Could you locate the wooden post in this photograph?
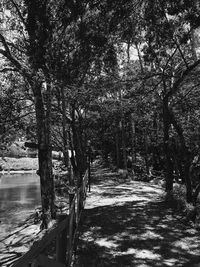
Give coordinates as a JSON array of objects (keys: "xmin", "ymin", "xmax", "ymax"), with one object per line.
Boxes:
[
  {"xmin": 78, "ymin": 178, "xmax": 84, "ymax": 212},
  {"xmin": 67, "ymin": 193, "xmax": 76, "ymax": 266},
  {"xmin": 76, "ymin": 189, "xmax": 80, "ymax": 225},
  {"xmin": 68, "ymin": 164, "xmax": 73, "ymax": 187},
  {"xmin": 56, "ymin": 215, "xmax": 68, "ymax": 264},
  {"xmin": 69, "ymin": 192, "xmax": 74, "ymax": 208},
  {"xmin": 88, "ymin": 155, "xmax": 91, "ymax": 193},
  {"xmin": 69, "ymin": 192, "xmax": 76, "ymax": 235}
]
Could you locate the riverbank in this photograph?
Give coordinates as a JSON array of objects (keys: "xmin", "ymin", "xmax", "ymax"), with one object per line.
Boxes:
[
  {"xmin": 0, "ymin": 198, "xmax": 68, "ymax": 266},
  {"xmin": 0, "ymin": 157, "xmax": 38, "ymax": 172},
  {"xmin": 0, "ymin": 209, "xmax": 57, "ymax": 267}
]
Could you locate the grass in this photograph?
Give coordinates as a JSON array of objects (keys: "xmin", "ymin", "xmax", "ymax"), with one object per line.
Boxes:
[{"xmin": 0, "ymin": 157, "xmax": 38, "ymax": 171}]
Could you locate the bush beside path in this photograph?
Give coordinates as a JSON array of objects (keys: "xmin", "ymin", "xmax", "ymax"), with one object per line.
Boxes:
[{"xmin": 74, "ymin": 163, "xmax": 200, "ymax": 267}]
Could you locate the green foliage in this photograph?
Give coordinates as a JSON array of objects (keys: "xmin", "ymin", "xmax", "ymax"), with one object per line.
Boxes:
[
  {"xmin": 1, "ymin": 0, "xmax": 200, "ymax": 212},
  {"xmin": 167, "ymin": 184, "xmax": 196, "ymax": 223},
  {"xmin": 0, "ymin": 71, "xmax": 35, "ymax": 146},
  {"xmin": 1, "ymin": 142, "xmax": 27, "ymax": 158},
  {"xmin": 170, "ymin": 184, "xmax": 188, "ymax": 210}
]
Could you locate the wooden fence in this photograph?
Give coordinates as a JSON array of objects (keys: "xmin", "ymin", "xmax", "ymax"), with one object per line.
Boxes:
[{"xmin": 11, "ymin": 169, "xmax": 90, "ymax": 267}]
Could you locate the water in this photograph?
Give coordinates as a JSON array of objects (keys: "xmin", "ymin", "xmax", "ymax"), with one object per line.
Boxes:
[{"xmin": 0, "ymin": 173, "xmax": 41, "ymax": 239}]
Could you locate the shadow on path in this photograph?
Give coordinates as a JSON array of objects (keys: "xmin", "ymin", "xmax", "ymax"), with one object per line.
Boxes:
[{"xmin": 74, "ymin": 165, "xmax": 200, "ymax": 267}]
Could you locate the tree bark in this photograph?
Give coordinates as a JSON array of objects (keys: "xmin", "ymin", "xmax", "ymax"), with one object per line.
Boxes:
[
  {"xmin": 115, "ymin": 128, "xmax": 120, "ymax": 169},
  {"xmin": 33, "ymin": 79, "xmax": 55, "ymax": 224},
  {"xmin": 121, "ymin": 117, "xmax": 127, "ymax": 170},
  {"xmin": 163, "ymin": 97, "xmax": 174, "ymax": 192},
  {"xmin": 144, "ymin": 128, "xmax": 149, "ymax": 175},
  {"xmin": 169, "ymin": 109, "xmax": 193, "ymax": 203},
  {"xmin": 71, "ymin": 104, "xmax": 84, "ymax": 187},
  {"xmin": 61, "ymin": 85, "xmax": 69, "ymax": 167},
  {"xmin": 131, "ymin": 114, "xmax": 136, "ymax": 164}
]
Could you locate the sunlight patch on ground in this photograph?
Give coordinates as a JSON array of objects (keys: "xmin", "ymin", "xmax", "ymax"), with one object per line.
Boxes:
[
  {"xmin": 173, "ymin": 237, "xmax": 200, "ymax": 255},
  {"xmin": 185, "ymin": 228, "xmax": 196, "ymax": 234},
  {"xmin": 139, "ymin": 230, "xmax": 164, "ymax": 240},
  {"xmin": 95, "ymin": 238, "xmax": 118, "ymax": 249},
  {"xmin": 135, "ymin": 186, "xmax": 162, "ymax": 194},
  {"xmin": 135, "ymin": 249, "xmax": 161, "ymax": 260},
  {"xmin": 114, "ymin": 248, "xmax": 161, "ymax": 260},
  {"xmin": 82, "ymin": 229, "xmax": 101, "ymax": 242},
  {"xmin": 0, "ymin": 219, "xmax": 57, "ymax": 266},
  {"xmin": 85, "ymin": 198, "xmax": 118, "ymax": 208},
  {"xmin": 173, "ymin": 240, "xmax": 190, "ymax": 250},
  {"xmin": 144, "ymin": 225, "xmax": 158, "ymax": 231},
  {"xmin": 157, "ymin": 224, "xmax": 169, "ymax": 229},
  {"xmin": 85, "ymin": 194, "xmax": 148, "ymax": 208},
  {"xmin": 9, "ymin": 245, "xmax": 28, "ymax": 254},
  {"xmin": 2, "ymin": 224, "xmax": 40, "ymax": 247},
  {"xmin": 163, "ymin": 258, "xmax": 178, "ymax": 266},
  {"xmin": 86, "ymin": 180, "xmax": 163, "ymax": 209}
]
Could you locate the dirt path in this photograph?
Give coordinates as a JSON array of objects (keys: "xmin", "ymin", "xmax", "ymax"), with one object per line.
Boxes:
[{"xmin": 74, "ymin": 164, "xmax": 200, "ymax": 267}]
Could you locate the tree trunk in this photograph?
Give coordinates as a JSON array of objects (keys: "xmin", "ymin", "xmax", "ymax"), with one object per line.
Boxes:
[
  {"xmin": 115, "ymin": 128, "xmax": 120, "ymax": 169},
  {"xmin": 71, "ymin": 104, "xmax": 84, "ymax": 187},
  {"xmin": 45, "ymin": 78, "xmax": 55, "ymax": 219},
  {"xmin": 121, "ymin": 118, "xmax": 127, "ymax": 170},
  {"xmin": 169, "ymin": 109, "xmax": 193, "ymax": 203},
  {"xmin": 33, "ymin": 80, "xmax": 55, "ymax": 226},
  {"xmin": 163, "ymin": 97, "xmax": 174, "ymax": 192},
  {"xmin": 131, "ymin": 114, "xmax": 136, "ymax": 164},
  {"xmin": 193, "ymin": 183, "xmax": 200, "ymax": 204},
  {"xmin": 184, "ymin": 157, "xmax": 193, "ymax": 203},
  {"xmin": 68, "ymin": 127, "xmax": 75, "ymax": 186},
  {"xmin": 144, "ymin": 128, "xmax": 149, "ymax": 175},
  {"xmin": 61, "ymin": 85, "xmax": 69, "ymax": 167}
]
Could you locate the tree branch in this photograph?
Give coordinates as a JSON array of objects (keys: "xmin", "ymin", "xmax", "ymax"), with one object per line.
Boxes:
[
  {"xmin": 174, "ymin": 39, "xmax": 189, "ymax": 69},
  {"xmin": 7, "ymin": 41, "xmax": 25, "ymax": 54},
  {"xmin": 0, "ymin": 33, "xmax": 12, "ymax": 56},
  {"xmin": 0, "ymin": 111, "xmax": 35, "ymax": 125},
  {"xmin": 9, "ymin": 0, "xmax": 27, "ymax": 27},
  {"xmin": 166, "ymin": 59, "xmax": 200, "ymax": 99},
  {"xmin": 173, "ymin": 82, "xmax": 200, "ymax": 107},
  {"xmin": 0, "ymin": 48, "xmax": 22, "ymax": 70},
  {"xmin": 0, "ymin": 67, "xmax": 18, "ymax": 73}
]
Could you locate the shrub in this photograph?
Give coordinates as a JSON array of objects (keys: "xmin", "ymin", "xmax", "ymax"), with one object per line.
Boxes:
[{"xmin": 166, "ymin": 184, "xmax": 197, "ymax": 224}]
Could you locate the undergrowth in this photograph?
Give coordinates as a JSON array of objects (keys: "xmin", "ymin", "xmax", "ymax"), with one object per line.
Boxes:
[{"xmin": 166, "ymin": 184, "xmax": 200, "ymax": 228}]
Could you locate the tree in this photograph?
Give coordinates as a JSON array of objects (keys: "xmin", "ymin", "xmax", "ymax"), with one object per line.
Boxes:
[
  {"xmin": 141, "ymin": 0, "xmax": 200, "ymax": 201},
  {"xmin": 0, "ymin": 71, "xmax": 35, "ymax": 150},
  {"xmin": 0, "ymin": 0, "xmax": 56, "ymax": 225}
]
